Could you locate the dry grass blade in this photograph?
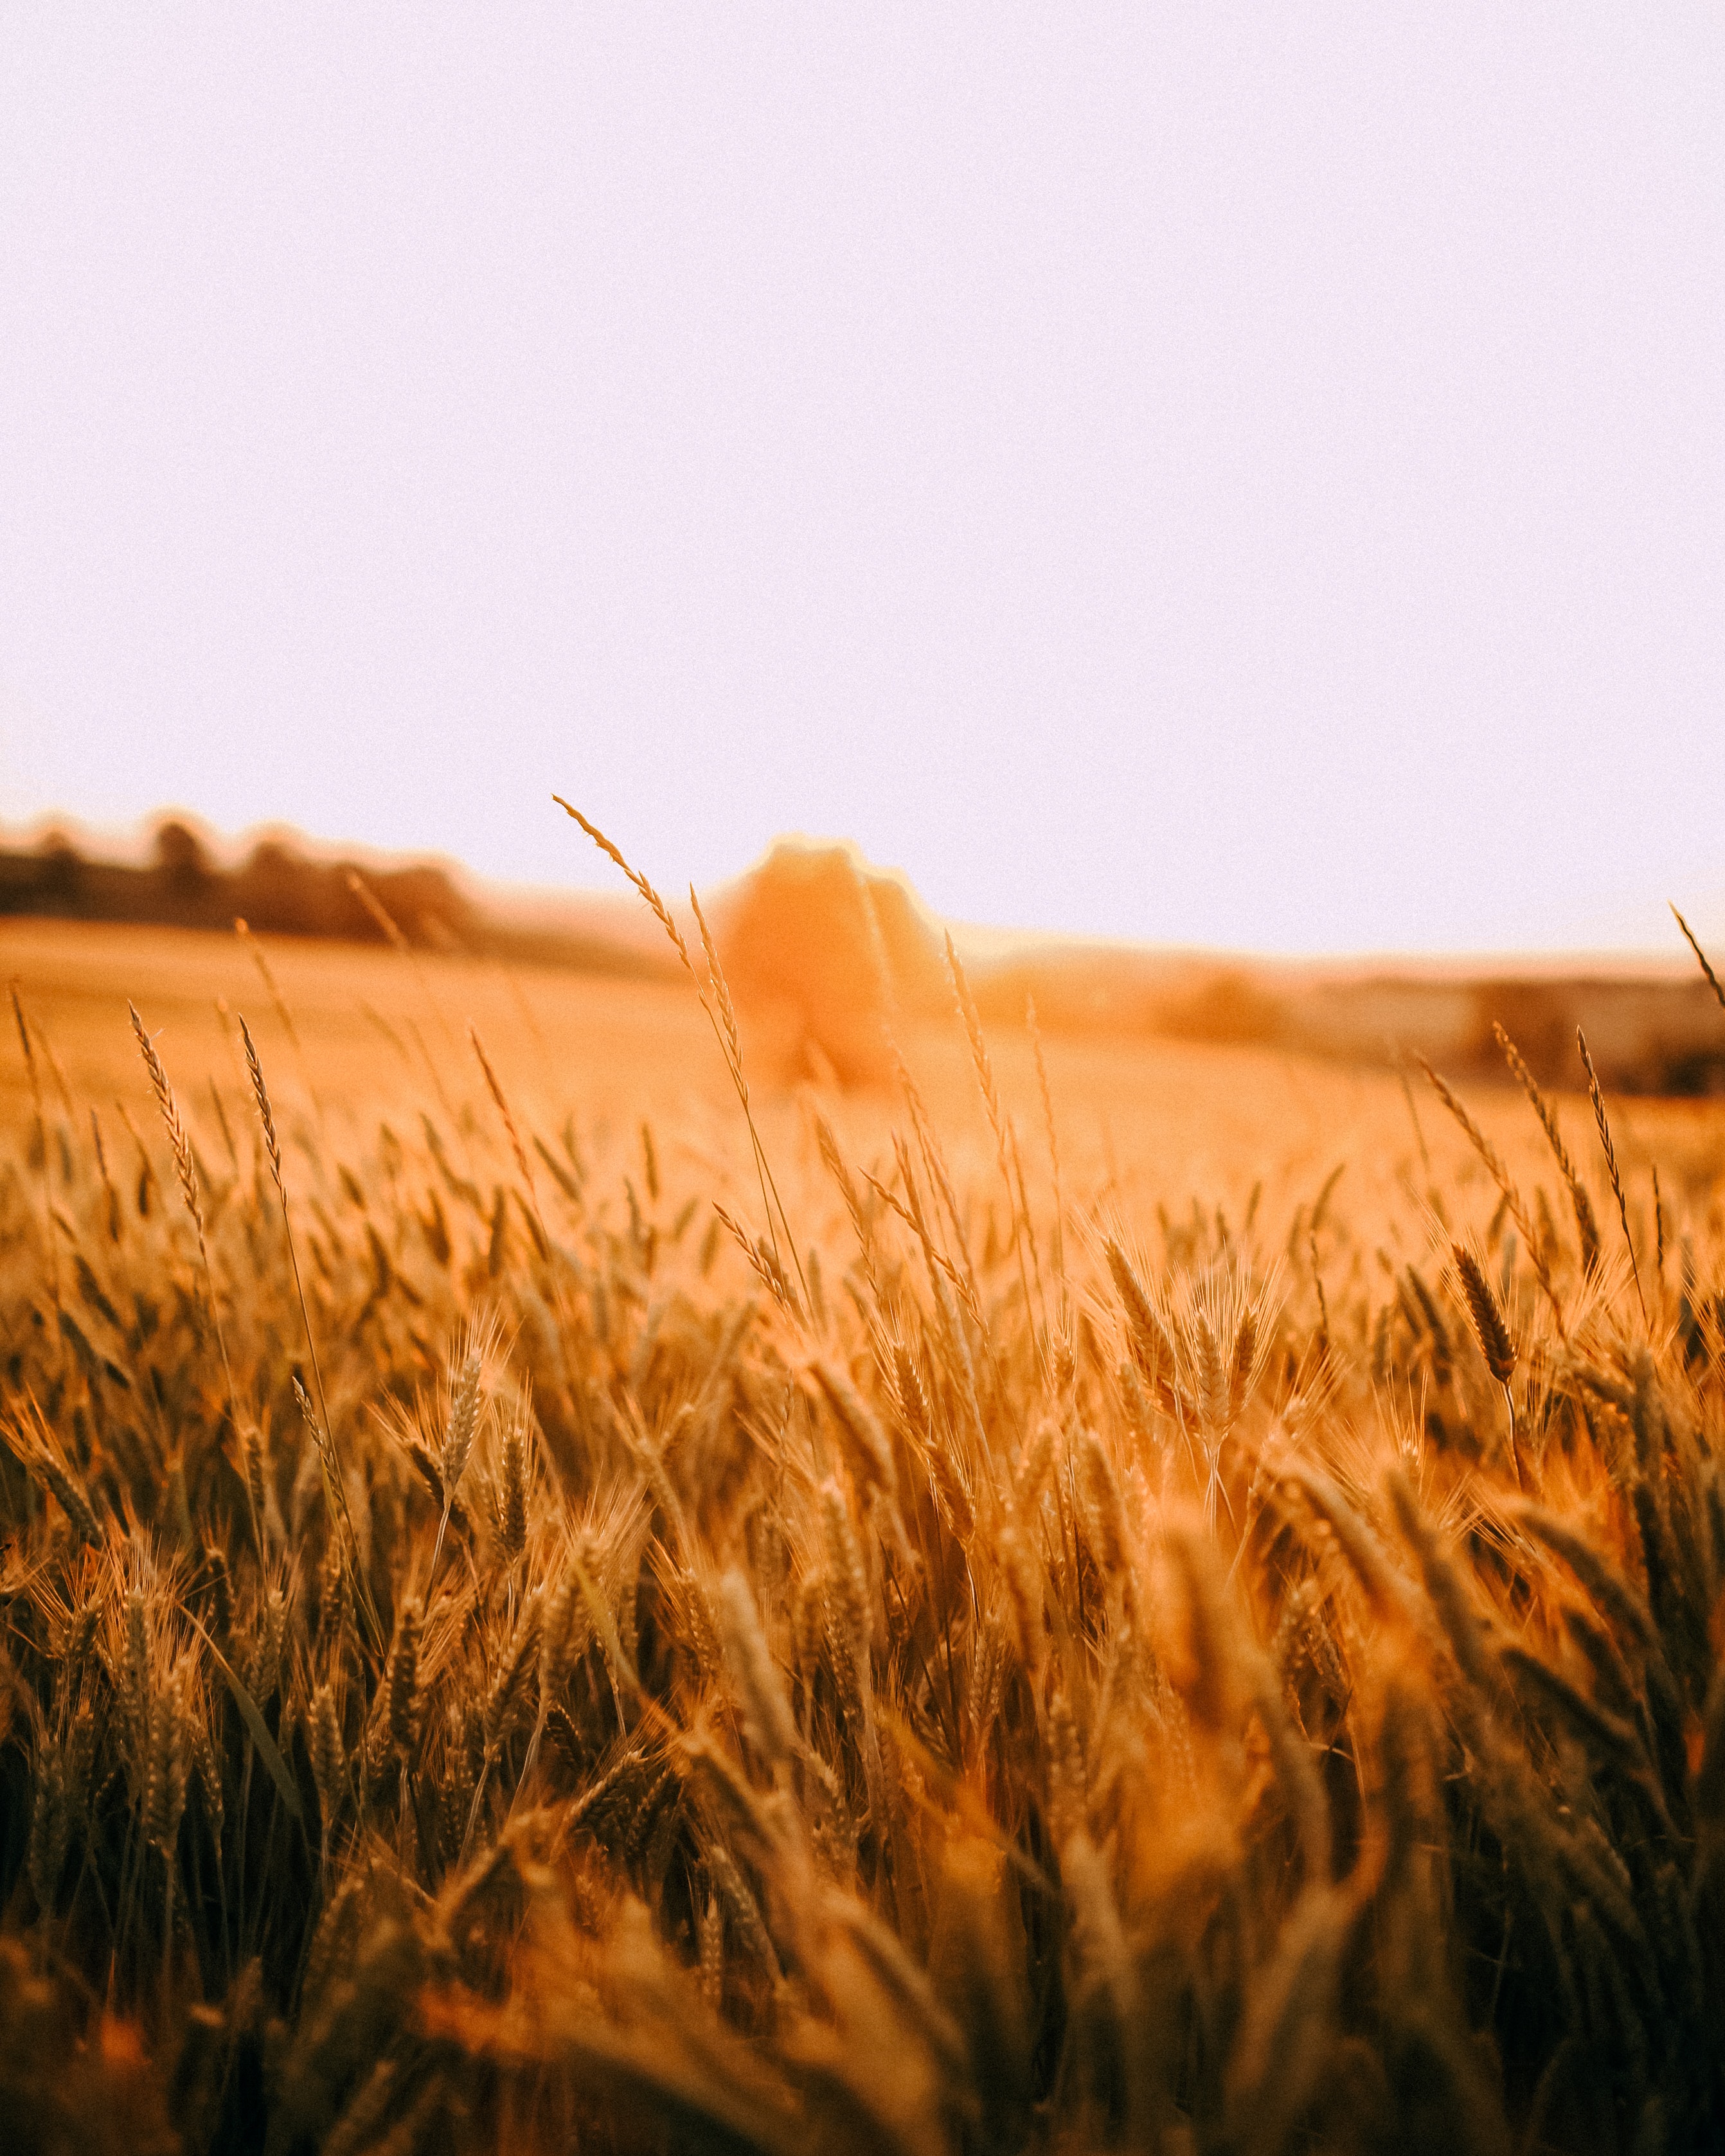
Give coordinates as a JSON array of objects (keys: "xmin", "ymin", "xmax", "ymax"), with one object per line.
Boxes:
[
  {"xmin": 242, "ymin": 1013, "xmax": 382, "ymax": 1655},
  {"xmin": 554, "ymin": 795, "xmax": 697, "ymax": 974},
  {"xmin": 863, "ymin": 1168, "xmax": 981, "ymax": 1328},
  {"xmin": 469, "ymin": 1024, "xmax": 548, "ymax": 1254},
  {"xmin": 815, "ymin": 1112, "xmax": 879, "ymax": 1295},
  {"xmin": 1575, "ymin": 1026, "xmax": 1647, "ymax": 1326},
  {"xmin": 1418, "ymin": 1056, "xmax": 1565, "ymax": 1332},
  {"xmin": 1309, "ymin": 1230, "xmax": 1330, "ymax": 1359},
  {"xmin": 10, "ymin": 977, "xmax": 62, "ymax": 1326},
  {"xmin": 181, "ymin": 1605, "xmax": 303, "ymax": 1820},
  {"xmin": 130, "ymin": 1002, "xmax": 251, "ymax": 1542},
  {"xmin": 1026, "ymin": 993, "xmax": 1067, "ymax": 1296},
  {"xmin": 1493, "ymin": 1020, "xmax": 1600, "ymax": 1274},
  {"xmin": 234, "ymin": 915, "xmax": 323, "ymax": 1121},
  {"xmin": 343, "ymin": 870, "xmax": 411, "ymax": 955},
  {"xmin": 557, "ymin": 796, "xmax": 805, "ymax": 1302},
  {"xmin": 1671, "ymin": 902, "xmax": 1725, "ymax": 1012},
  {"xmin": 947, "ymin": 932, "xmax": 1040, "ymax": 1338},
  {"xmin": 713, "ymin": 1201, "xmax": 800, "ymax": 1317}
]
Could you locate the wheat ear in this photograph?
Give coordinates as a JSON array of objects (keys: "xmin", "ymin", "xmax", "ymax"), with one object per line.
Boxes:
[
  {"xmin": 1451, "ymin": 1242, "xmax": 1522, "ymax": 1490},
  {"xmin": 1575, "ymin": 1028, "xmax": 1646, "ymax": 1326}
]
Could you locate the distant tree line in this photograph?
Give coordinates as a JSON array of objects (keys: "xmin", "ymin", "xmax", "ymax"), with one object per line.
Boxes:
[
  {"xmin": 6, "ymin": 821, "xmax": 1720, "ymax": 1093},
  {"xmin": 0, "ymin": 820, "xmax": 666, "ymax": 980}
]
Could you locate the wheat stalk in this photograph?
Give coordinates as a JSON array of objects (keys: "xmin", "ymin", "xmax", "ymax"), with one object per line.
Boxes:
[
  {"xmin": 1418, "ymin": 1056, "xmax": 1566, "ymax": 1332},
  {"xmin": 1492, "ymin": 1020, "xmax": 1601, "ymax": 1275},
  {"xmin": 1671, "ymin": 902, "xmax": 1725, "ymax": 1011},
  {"xmin": 1576, "ymin": 1026, "xmax": 1647, "ymax": 1326},
  {"xmin": 242, "ymin": 1013, "xmax": 383, "ymax": 1657},
  {"xmin": 556, "ymin": 797, "xmax": 807, "ymax": 1309},
  {"xmin": 129, "ymin": 1002, "xmax": 254, "ymax": 1554},
  {"xmin": 10, "ymin": 979, "xmax": 63, "ymax": 1335}
]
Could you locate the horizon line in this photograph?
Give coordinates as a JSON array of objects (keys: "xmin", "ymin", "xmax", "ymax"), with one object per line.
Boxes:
[{"xmin": 3, "ymin": 803, "xmax": 1718, "ymax": 979}]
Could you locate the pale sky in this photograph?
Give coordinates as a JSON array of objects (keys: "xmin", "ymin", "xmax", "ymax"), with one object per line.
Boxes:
[{"xmin": 3, "ymin": 10, "xmax": 1722, "ymax": 956}]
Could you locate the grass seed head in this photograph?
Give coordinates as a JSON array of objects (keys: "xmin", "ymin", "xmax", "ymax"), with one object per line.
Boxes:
[
  {"xmin": 443, "ymin": 1348, "xmax": 483, "ymax": 1497},
  {"xmin": 143, "ymin": 1673, "xmax": 190, "ymax": 1857},
  {"xmin": 717, "ymin": 1569, "xmax": 800, "ymax": 1772},
  {"xmin": 388, "ymin": 1598, "xmax": 423, "ymax": 1757},
  {"xmin": 310, "ymin": 1681, "xmax": 345, "ymax": 1826},
  {"xmin": 1452, "ymin": 1243, "xmax": 1517, "ymax": 1384},
  {"xmin": 238, "ymin": 1013, "xmax": 283, "ymax": 1195},
  {"xmin": 128, "ymin": 1002, "xmax": 203, "ymax": 1242},
  {"xmin": 496, "ymin": 1394, "xmax": 531, "ymax": 1563}
]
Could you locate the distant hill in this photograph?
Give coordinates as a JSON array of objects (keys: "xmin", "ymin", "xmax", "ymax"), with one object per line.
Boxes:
[
  {"xmin": 5, "ymin": 817, "xmax": 1722, "ymax": 1094},
  {"xmin": 969, "ymin": 944, "xmax": 1725, "ymax": 1097}
]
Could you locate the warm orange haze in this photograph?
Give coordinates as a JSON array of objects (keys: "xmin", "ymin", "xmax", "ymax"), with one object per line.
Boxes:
[
  {"xmin": 6, "ymin": 6, "xmax": 1725, "ymax": 2148},
  {"xmin": 3, "ymin": 800, "xmax": 1724, "ymax": 2155}
]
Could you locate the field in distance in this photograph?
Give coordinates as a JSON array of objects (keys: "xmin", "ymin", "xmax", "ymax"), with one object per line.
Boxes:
[{"xmin": 6, "ymin": 914, "xmax": 1721, "ymax": 1266}]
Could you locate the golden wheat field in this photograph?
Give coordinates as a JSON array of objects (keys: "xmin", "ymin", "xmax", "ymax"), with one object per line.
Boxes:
[{"xmin": 3, "ymin": 844, "xmax": 1725, "ymax": 2156}]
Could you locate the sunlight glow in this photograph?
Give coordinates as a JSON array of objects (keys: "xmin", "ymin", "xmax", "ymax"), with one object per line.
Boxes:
[{"xmin": 3, "ymin": 10, "xmax": 1721, "ymax": 955}]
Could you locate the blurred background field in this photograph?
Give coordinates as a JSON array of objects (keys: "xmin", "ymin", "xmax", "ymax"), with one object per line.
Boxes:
[
  {"xmin": 9, "ymin": 817, "xmax": 1725, "ymax": 1104},
  {"xmin": 7, "ymin": 907, "xmax": 1722, "ymax": 1294}
]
